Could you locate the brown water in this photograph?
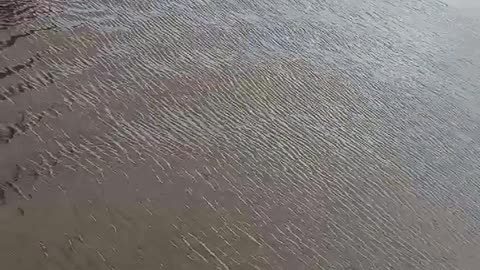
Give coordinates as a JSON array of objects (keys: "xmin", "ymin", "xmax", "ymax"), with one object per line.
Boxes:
[{"xmin": 1, "ymin": 0, "xmax": 480, "ymax": 269}]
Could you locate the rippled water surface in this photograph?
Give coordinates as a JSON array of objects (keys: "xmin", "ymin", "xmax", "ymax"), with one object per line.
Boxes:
[{"xmin": 1, "ymin": 0, "xmax": 480, "ymax": 269}]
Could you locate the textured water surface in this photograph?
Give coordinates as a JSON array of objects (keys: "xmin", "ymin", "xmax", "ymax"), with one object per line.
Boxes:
[{"xmin": 1, "ymin": 0, "xmax": 480, "ymax": 269}]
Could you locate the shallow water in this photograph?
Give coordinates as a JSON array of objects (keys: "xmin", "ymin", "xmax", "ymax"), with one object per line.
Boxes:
[{"xmin": 1, "ymin": 0, "xmax": 480, "ymax": 269}]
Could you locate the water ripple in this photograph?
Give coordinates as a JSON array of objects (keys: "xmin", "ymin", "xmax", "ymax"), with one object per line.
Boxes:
[{"xmin": 0, "ymin": 0, "xmax": 480, "ymax": 269}]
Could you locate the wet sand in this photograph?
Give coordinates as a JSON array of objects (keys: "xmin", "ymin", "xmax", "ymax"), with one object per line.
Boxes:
[{"xmin": 1, "ymin": 0, "xmax": 480, "ymax": 269}]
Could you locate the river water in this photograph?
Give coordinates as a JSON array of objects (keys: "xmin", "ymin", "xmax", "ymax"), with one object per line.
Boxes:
[{"xmin": 1, "ymin": 0, "xmax": 480, "ymax": 269}]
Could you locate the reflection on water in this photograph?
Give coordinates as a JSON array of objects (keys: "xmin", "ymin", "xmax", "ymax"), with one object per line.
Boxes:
[{"xmin": 1, "ymin": 0, "xmax": 480, "ymax": 269}]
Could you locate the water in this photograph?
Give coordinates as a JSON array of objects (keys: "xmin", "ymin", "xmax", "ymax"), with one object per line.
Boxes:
[{"xmin": 1, "ymin": 0, "xmax": 480, "ymax": 269}]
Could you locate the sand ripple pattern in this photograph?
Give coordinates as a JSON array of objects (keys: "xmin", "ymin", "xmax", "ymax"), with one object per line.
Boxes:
[{"xmin": 1, "ymin": 0, "xmax": 480, "ymax": 269}]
